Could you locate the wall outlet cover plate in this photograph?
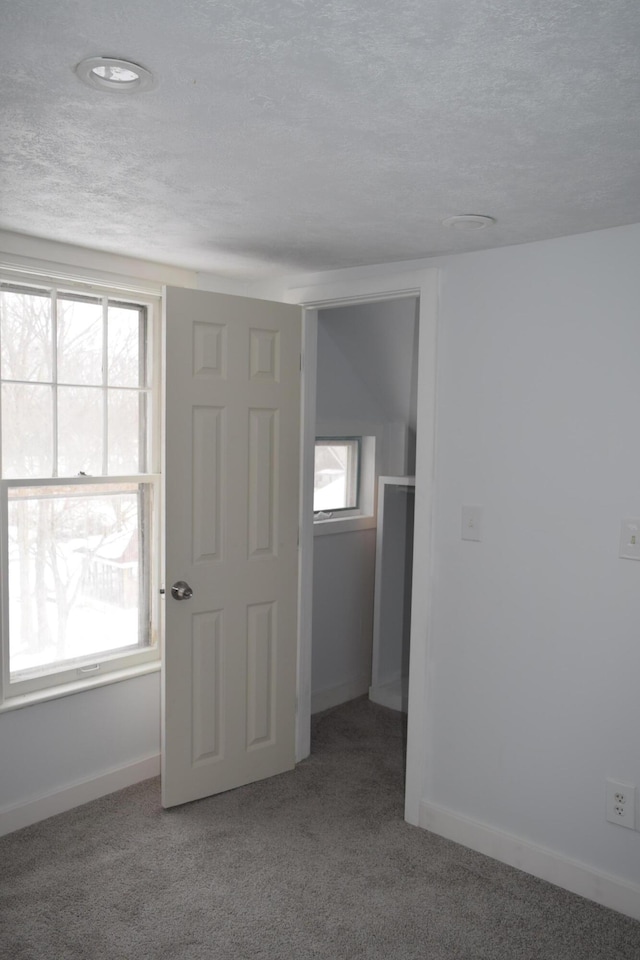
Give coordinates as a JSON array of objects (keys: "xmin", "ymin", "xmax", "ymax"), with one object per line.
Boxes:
[
  {"xmin": 605, "ymin": 779, "xmax": 636, "ymax": 830},
  {"xmin": 619, "ymin": 519, "xmax": 640, "ymax": 561}
]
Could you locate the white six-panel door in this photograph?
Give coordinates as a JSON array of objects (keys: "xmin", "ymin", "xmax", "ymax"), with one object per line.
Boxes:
[{"xmin": 162, "ymin": 287, "xmax": 301, "ymax": 808}]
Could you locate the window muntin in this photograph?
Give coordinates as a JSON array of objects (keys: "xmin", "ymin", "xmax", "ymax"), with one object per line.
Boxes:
[
  {"xmin": 313, "ymin": 437, "xmax": 360, "ymax": 513},
  {"xmin": 0, "ymin": 280, "xmax": 159, "ymax": 700},
  {"xmin": 0, "ymin": 285, "xmax": 150, "ymax": 479}
]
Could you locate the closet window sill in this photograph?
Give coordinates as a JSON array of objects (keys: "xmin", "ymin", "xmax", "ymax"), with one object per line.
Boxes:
[{"xmin": 313, "ymin": 514, "xmax": 376, "ymax": 536}]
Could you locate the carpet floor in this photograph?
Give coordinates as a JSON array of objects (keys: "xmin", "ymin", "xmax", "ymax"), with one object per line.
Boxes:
[{"xmin": 1, "ymin": 697, "xmax": 639, "ymax": 959}]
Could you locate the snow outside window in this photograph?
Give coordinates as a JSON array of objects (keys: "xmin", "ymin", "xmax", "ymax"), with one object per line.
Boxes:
[{"xmin": 313, "ymin": 438, "xmax": 360, "ymax": 514}]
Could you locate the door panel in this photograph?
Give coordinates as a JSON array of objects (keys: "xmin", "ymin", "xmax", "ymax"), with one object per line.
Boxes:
[{"xmin": 162, "ymin": 287, "xmax": 300, "ymax": 808}]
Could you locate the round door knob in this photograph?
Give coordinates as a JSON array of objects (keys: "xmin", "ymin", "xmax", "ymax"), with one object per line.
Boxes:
[{"xmin": 171, "ymin": 580, "xmax": 193, "ymax": 601}]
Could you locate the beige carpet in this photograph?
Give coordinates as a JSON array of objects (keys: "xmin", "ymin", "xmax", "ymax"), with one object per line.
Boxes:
[{"xmin": 1, "ymin": 697, "xmax": 639, "ymax": 959}]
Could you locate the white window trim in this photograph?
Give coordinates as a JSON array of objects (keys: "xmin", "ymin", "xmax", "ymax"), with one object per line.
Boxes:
[
  {"xmin": 0, "ymin": 271, "xmax": 162, "ymax": 707},
  {"xmin": 0, "ymin": 660, "xmax": 160, "ymax": 714},
  {"xmin": 313, "ymin": 421, "xmax": 382, "ymax": 536}
]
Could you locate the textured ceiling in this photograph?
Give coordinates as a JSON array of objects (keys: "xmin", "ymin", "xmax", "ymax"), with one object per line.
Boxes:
[{"xmin": 2, "ymin": 0, "xmax": 640, "ymax": 278}]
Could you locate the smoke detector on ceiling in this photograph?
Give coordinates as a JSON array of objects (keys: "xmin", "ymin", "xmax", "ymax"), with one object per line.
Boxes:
[
  {"xmin": 75, "ymin": 57, "xmax": 156, "ymax": 93},
  {"xmin": 442, "ymin": 215, "xmax": 496, "ymax": 230}
]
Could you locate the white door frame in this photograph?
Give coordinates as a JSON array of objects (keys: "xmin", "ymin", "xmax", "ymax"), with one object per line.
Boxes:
[{"xmin": 287, "ymin": 267, "xmax": 439, "ymax": 826}]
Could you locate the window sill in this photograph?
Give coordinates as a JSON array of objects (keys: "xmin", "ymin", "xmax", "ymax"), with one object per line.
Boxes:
[
  {"xmin": 0, "ymin": 659, "xmax": 160, "ymax": 714},
  {"xmin": 313, "ymin": 513, "xmax": 376, "ymax": 536}
]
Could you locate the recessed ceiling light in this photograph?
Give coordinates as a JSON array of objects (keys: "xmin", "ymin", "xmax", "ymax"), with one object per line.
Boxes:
[
  {"xmin": 75, "ymin": 57, "xmax": 156, "ymax": 93},
  {"xmin": 442, "ymin": 215, "xmax": 496, "ymax": 230}
]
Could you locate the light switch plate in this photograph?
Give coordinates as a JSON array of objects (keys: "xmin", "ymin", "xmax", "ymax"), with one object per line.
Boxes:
[
  {"xmin": 619, "ymin": 519, "xmax": 640, "ymax": 561},
  {"xmin": 461, "ymin": 505, "xmax": 483, "ymax": 542}
]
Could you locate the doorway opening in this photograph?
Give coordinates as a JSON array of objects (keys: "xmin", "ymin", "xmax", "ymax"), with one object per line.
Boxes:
[{"xmin": 306, "ymin": 296, "xmax": 419, "ymax": 783}]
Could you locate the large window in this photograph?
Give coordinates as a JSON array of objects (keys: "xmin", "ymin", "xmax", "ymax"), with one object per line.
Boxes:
[{"xmin": 0, "ymin": 279, "xmax": 160, "ymax": 701}]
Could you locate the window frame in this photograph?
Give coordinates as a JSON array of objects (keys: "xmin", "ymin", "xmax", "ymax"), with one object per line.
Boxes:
[
  {"xmin": 0, "ymin": 273, "xmax": 162, "ymax": 707},
  {"xmin": 312, "ymin": 423, "xmax": 381, "ymax": 535},
  {"xmin": 313, "ymin": 435, "xmax": 362, "ymax": 516}
]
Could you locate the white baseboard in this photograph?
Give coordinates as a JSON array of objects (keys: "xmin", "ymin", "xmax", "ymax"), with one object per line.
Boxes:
[
  {"xmin": 311, "ymin": 677, "xmax": 370, "ymax": 714},
  {"xmin": 369, "ymin": 676, "xmax": 408, "ymax": 713},
  {"xmin": 0, "ymin": 753, "xmax": 161, "ymax": 837},
  {"xmin": 419, "ymin": 800, "xmax": 640, "ymax": 923}
]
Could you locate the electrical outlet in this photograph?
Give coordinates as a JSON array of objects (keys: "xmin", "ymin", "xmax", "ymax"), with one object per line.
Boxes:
[{"xmin": 605, "ymin": 779, "xmax": 636, "ymax": 829}]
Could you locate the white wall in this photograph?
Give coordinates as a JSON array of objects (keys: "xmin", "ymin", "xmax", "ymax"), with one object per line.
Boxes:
[
  {"xmin": 425, "ymin": 224, "xmax": 640, "ymax": 888},
  {"xmin": 317, "ymin": 299, "xmax": 419, "ymax": 472},
  {"xmin": 0, "ymin": 230, "xmax": 197, "ymax": 290},
  {"xmin": 312, "ymin": 299, "xmax": 418, "ymax": 708},
  {"xmin": 312, "ymin": 529, "xmax": 377, "ymax": 705},
  {"xmin": 0, "ymin": 673, "xmax": 160, "ymax": 812}
]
